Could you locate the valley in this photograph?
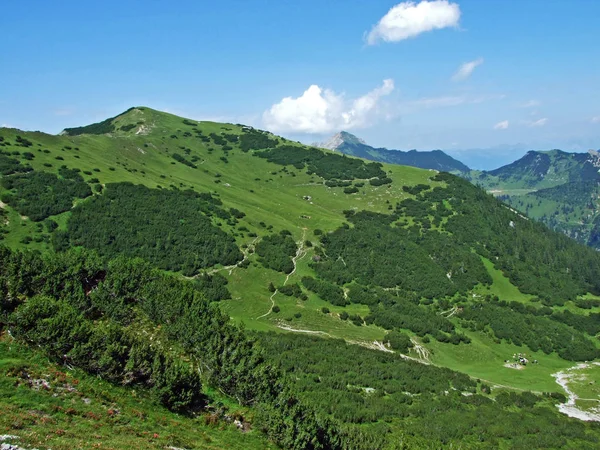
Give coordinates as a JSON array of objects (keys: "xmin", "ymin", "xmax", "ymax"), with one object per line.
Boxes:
[{"xmin": 1, "ymin": 107, "xmax": 600, "ymax": 448}]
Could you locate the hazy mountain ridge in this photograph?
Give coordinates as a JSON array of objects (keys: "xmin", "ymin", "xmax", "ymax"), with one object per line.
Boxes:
[{"xmin": 318, "ymin": 131, "xmax": 471, "ymax": 173}]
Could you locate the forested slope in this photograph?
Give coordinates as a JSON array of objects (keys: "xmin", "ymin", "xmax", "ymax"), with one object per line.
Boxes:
[
  {"xmin": 1, "ymin": 108, "xmax": 600, "ymax": 448},
  {"xmin": 472, "ymin": 149, "xmax": 600, "ymax": 250}
]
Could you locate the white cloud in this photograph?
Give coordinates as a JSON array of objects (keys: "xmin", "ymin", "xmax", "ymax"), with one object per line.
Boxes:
[
  {"xmin": 410, "ymin": 96, "xmax": 465, "ymax": 108},
  {"xmin": 406, "ymin": 93, "xmax": 504, "ymax": 111},
  {"xmin": 366, "ymin": 0, "xmax": 461, "ymax": 45},
  {"xmin": 452, "ymin": 58, "xmax": 484, "ymax": 82},
  {"xmin": 592, "ymin": 116, "xmax": 600, "ymax": 123},
  {"xmin": 493, "ymin": 120, "xmax": 509, "ymax": 130},
  {"xmin": 529, "ymin": 118, "xmax": 548, "ymax": 127},
  {"xmin": 263, "ymin": 79, "xmax": 395, "ymax": 134},
  {"xmin": 519, "ymin": 100, "xmax": 540, "ymax": 108}
]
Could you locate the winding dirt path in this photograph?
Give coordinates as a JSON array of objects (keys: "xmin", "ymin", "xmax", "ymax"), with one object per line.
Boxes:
[
  {"xmin": 283, "ymin": 228, "xmax": 308, "ymax": 285},
  {"xmin": 205, "ymin": 236, "xmax": 260, "ymax": 276},
  {"xmin": 277, "ymin": 323, "xmax": 333, "ymax": 337},
  {"xmin": 256, "ymin": 289, "xmax": 278, "ymax": 320},
  {"xmin": 256, "ymin": 229, "xmax": 307, "ymax": 320}
]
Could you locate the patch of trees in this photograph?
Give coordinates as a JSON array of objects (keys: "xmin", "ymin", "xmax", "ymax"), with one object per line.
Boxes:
[
  {"xmin": 255, "ymin": 231, "xmax": 297, "ymax": 274},
  {"xmin": 258, "ymin": 332, "xmax": 475, "ymax": 423},
  {"xmin": 172, "ymin": 153, "xmax": 197, "ymax": 168},
  {"xmin": 575, "ymin": 298, "xmax": 600, "ymax": 309},
  {"xmin": 119, "ymin": 123, "xmax": 137, "ymax": 132},
  {"xmin": 384, "ymin": 330, "xmax": 413, "ymax": 353},
  {"xmin": 325, "ymin": 179, "xmax": 352, "ymax": 188},
  {"xmin": 347, "ymin": 284, "xmax": 379, "ymax": 306},
  {"xmin": 254, "ymin": 333, "xmax": 600, "ymax": 448},
  {"xmin": 360, "ymin": 288, "xmax": 466, "ymax": 343},
  {"xmin": 58, "ymin": 183, "xmax": 242, "ymax": 275},
  {"xmin": 1, "ymin": 170, "xmax": 91, "ymax": 221},
  {"xmin": 239, "ymin": 129, "xmax": 279, "ymax": 152},
  {"xmin": 0, "ymin": 153, "xmax": 32, "ymax": 176},
  {"xmin": 402, "ymin": 183, "xmax": 430, "ymax": 195},
  {"xmin": 278, "ymin": 283, "xmax": 306, "ymax": 300},
  {"xmin": 301, "ymin": 276, "xmax": 346, "ymax": 306},
  {"xmin": 257, "ymin": 145, "xmax": 387, "ymax": 182},
  {"xmin": 0, "ymin": 209, "xmax": 6, "ymax": 240},
  {"xmin": 209, "ymin": 133, "xmax": 227, "ymax": 146},
  {"xmin": 193, "ymin": 272, "xmax": 231, "ymax": 301},
  {"xmin": 369, "ymin": 177, "xmax": 392, "ymax": 186},
  {"xmin": 15, "ymin": 136, "xmax": 33, "ymax": 147},
  {"xmin": 58, "ymin": 165, "xmax": 84, "ymax": 181},
  {"xmin": 313, "ymin": 210, "xmax": 489, "ymax": 298},
  {"xmin": 534, "ymin": 181, "xmax": 598, "ymax": 205},
  {"xmin": 221, "ymin": 133, "xmax": 238, "ymax": 143},
  {"xmin": 434, "ymin": 172, "xmax": 600, "ymax": 302},
  {"xmin": 461, "ymin": 303, "xmax": 599, "ymax": 361},
  {"xmin": 63, "ymin": 107, "xmax": 136, "ymax": 135},
  {"xmin": 10, "ymin": 294, "xmax": 204, "ymax": 411},
  {"xmin": 589, "ymin": 214, "xmax": 600, "ymax": 249},
  {"xmin": 0, "ymin": 247, "xmax": 342, "ymax": 449},
  {"xmin": 259, "ymin": 333, "xmax": 598, "ymax": 449},
  {"xmin": 551, "ymin": 310, "xmax": 600, "ymax": 336}
]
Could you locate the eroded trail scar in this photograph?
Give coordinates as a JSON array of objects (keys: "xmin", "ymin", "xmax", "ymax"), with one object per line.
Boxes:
[
  {"xmin": 410, "ymin": 337, "xmax": 431, "ymax": 362},
  {"xmin": 553, "ymin": 362, "xmax": 600, "ymax": 422}
]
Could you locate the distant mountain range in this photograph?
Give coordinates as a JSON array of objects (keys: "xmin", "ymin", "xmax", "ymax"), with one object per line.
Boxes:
[
  {"xmin": 318, "ymin": 131, "xmax": 600, "ymax": 250},
  {"xmin": 317, "ymin": 131, "xmax": 470, "ymax": 174},
  {"xmin": 477, "ymin": 149, "xmax": 600, "ymax": 189},
  {"xmin": 473, "ymin": 149, "xmax": 600, "ymax": 249}
]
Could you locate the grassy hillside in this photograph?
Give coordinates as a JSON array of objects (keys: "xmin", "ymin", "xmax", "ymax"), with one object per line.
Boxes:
[
  {"xmin": 0, "ymin": 335, "xmax": 273, "ymax": 450},
  {"xmin": 2, "ymin": 107, "xmax": 600, "ymax": 448}
]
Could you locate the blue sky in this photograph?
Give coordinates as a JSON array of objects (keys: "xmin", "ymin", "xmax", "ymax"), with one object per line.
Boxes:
[{"xmin": 1, "ymin": 0, "xmax": 599, "ymax": 168}]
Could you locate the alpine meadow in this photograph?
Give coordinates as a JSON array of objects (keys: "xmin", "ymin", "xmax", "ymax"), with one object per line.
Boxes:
[
  {"xmin": 2, "ymin": 1, "xmax": 600, "ymax": 449},
  {"xmin": 0, "ymin": 106, "xmax": 599, "ymax": 449}
]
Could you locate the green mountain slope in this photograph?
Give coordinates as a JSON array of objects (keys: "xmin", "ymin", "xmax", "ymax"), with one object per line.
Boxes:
[
  {"xmin": 471, "ymin": 149, "xmax": 600, "ymax": 249},
  {"xmin": 2, "ymin": 108, "xmax": 600, "ymax": 448},
  {"xmin": 319, "ymin": 131, "xmax": 471, "ymax": 173}
]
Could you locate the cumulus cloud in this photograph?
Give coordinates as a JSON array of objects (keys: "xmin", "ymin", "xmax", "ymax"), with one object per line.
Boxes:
[
  {"xmin": 366, "ymin": 0, "xmax": 461, "ymax": 45},
  {"xmin": 493, "ymin": 120, "xmax": 509, "ymax": 130},
  {"xmin": 262, "ymin": 79, "xmax": 395, "ymax": 134},
  {"xmin": 529, "ymin": 118, "xmax": 548, "ymax": 127},
  {"xmin": 452, "ymin": 58, "xmax": 484, "ymax": 82}
]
